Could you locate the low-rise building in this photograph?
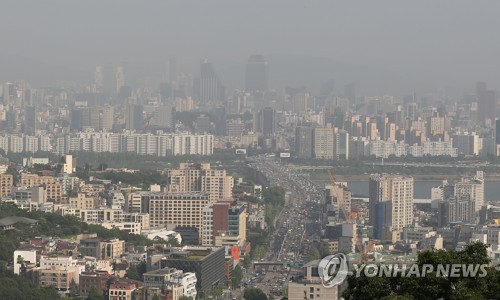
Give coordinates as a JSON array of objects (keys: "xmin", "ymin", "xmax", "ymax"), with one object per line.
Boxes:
[
  {"xmin": 109, "ymin": 281, "xmax": 138, "ymax": 300},
  {"xmin": 287, "ymin": 260, "xmax": 339, "ymax": 300},
  {"xmin": 148, "ymin": 246, "xmax": 225, "ymax": 292},
  {"xmin": 79, "ymin": 238, "xmax": 125, "ymax": 260},
  {"xmin": 79, "ymin": 271, "xmax": 113, "ymax": 298},
  {"xmin": 38, "ymin": 266, "xmax": 80, "ymax": 294}
]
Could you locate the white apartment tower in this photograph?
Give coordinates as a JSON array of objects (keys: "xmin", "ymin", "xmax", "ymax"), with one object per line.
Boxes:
[
  {"xmin": 167, "ymin": 163, "xmax": 233, "ymax": 202},
  {"xmin": 369, "ymin": 174, "xmax": 414, "ymax": 241},
  {"xmin": 454, "ymin": 171, "xmax": 484, "ymax": 212}
]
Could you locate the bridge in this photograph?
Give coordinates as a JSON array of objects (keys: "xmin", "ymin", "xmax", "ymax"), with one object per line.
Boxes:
[{"xmin": 353, "ymin": 197, "xmax": 432, "ymax": 204}]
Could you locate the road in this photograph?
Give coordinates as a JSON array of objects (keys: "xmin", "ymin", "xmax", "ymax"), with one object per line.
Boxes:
[{"xmin": 245, "ymin": 155, "xmax": 324, "ymax": 297}]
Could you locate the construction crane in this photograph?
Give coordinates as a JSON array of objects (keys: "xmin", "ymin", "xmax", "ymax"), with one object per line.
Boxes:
[{"xmin": 327, "ymin": 169, "xmax": 372, "ymax": 263}]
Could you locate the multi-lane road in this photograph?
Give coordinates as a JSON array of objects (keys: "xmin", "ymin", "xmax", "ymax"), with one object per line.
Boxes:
[{"xmin": 246, "ymin": 155, "xmax": 325, "ymax": 296}]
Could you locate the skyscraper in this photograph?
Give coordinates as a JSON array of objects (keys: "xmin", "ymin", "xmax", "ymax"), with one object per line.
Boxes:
[
  {"xmin": 259, "ymin": 107, "xmax": 276, "ymax": 136},
  {"xmin": 126, "ymin": 104, "xmax": 143, "ymax": 131},
  {"xmin": 94, "ymin": 66, "xmax": 115, "ymax": 94},
  {"xmin": 245, "ymin": 55, "xmax": 268, "ymax": 92},
  {"xmin": 24, "ymin": 106, "xmax": 36, "ymax": 134},
  {"xmin": 68, "ymin": 106, "xmax": 112, "ymax": 131},
  {"xmin": 197, "ymin": 59, "xmax": 223, "ymax": 103},
  {"xmin": 295, "ymin": 127, "xmax": 314, "ymax": 159},
  {"xmin": 2, "ymin": 82, "xmax": 15, "ymax": 106},
  {"xmin": 213, "ymin": 106, "xmax": 227, "ymax": 135},
  {"xmin": 496, "ymin": 119, "xmax": 500, "ymax": 156},
  {"xmin": 313, "ymin": 127, "xmax": 334, "ymax": 159},
  {"xmin": 291, "ymin": 92, "xmax": 309, "ymax": 115},
  {"xmin": 477, "ymin": 90, "xmax": 497, "ymax": 123},
  {"xmin": 100, "ymin": 106, "xmax": 114, "ymax": 131},
  {"xmin": 369, "ymin": 174, "xmax": 414, "ymax": 240},
  {"xmin": 496, "ymin": 119, "xmax": 500, "ymax": 144},
  {"xmin": 333, "ymin": 129, "xmax": 349, "ymax": 160},
  {"xmin": 152, "ymin": 104, "xmax": 173, "ymax": 129}
]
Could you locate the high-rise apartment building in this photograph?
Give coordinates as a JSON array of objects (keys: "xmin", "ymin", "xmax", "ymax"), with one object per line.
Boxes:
[
  {"xmin": 245, "ymin": 55, "xmax": 268, "ymax": 92},
  {"xmin": 147, "ymin": 192, "xmax": 210, "ymax": 235},
  {"xmin": 313, "ymin": 127, "xmax": 334, "ymax": 159},
  {"xmin": 100, "ymin": 106, "xmax": 114, "ymax": 131},
  {"xmin": 166, "ymin": 163, "xmax": 233, "ymax": 202},
  {"xmin": 454, "ymin": 171, "xmax": 484, "ymax": 212},
  {"xmin": 152, "ymin": 104, "xmax": 174, "ymax": 129},
  {"xmin": 438, "ymin": 195, "xmax": 475, "ymax": 227},
  {"xmin": 369, "ymin": 174, "xmax": 414, "ymax": 241}
]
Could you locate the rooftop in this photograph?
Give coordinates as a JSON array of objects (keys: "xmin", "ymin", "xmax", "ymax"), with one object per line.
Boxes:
[{"xmin": 0, "ymin": 216, "xmax": 38, "ymax": 227}]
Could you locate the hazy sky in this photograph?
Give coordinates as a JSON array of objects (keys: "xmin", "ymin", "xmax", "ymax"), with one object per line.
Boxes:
[{"xmin": 2, "ymin": 0, "xmax": 500, "ymax": 93}]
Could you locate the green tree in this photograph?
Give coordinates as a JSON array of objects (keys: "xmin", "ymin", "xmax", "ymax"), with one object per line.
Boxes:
[
  {"xmin": 126, "ymin": 263, "xmax": 140, "ymax": 281},
  {"xmin": 86, "ymin": 286, "xmax": 104, "ymax": 300},
  {"xmin": 244, "ymin": 288, "xmax": 268, "ymax": 300},
  {"xmin": 126, "ymin": 261, "xmax": 147, "ymax": 281},
  {"xmin": 242, "ymin": 255, "xmax": 252, "ymax": 268},
  {"xmin": 253, "ymin": 245, "xmax": 267, "ymax": 260},
  {"xmin": 167, "ymin": 235, "xmax": 181, "ymax": 247},
  {"xmin": 309, "ymin": 248, "xmax": 321, "ymax": 260},
  {"xmin": 343, "ymin": 242, "xmax": 499, "ymax": 300},
  {"xmin": 232, "ymin": 265, "xmax": 243, "ymax": 288},
  {"xmin": 5, "ymin": 166, "xmax": 19, "ymax": 185}
]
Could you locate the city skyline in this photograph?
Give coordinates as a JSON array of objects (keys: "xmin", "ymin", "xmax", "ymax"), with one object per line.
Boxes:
[{"xmin": 1, "ymin": 1, "xmax": 500, "ymax": 95}]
